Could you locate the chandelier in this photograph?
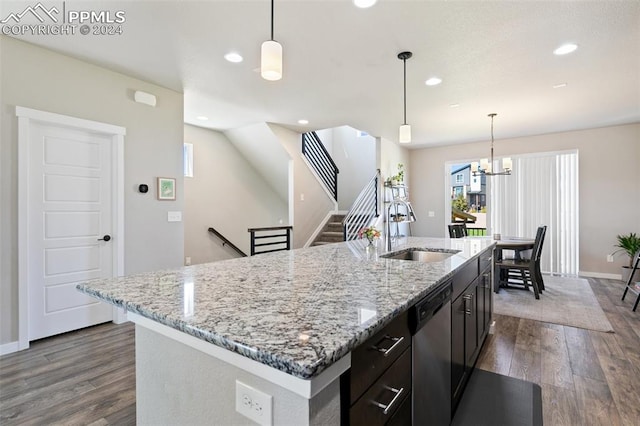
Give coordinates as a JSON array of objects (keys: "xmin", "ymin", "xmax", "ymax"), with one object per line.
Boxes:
[{"xmin": 471, "ymin": 113, "xmax": 512, "ymax": 176}]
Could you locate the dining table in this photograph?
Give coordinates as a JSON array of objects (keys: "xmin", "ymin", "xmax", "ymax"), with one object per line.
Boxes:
[{"xmin": 493, "ymin": 236, "xmax": 535, "ymax": 293}]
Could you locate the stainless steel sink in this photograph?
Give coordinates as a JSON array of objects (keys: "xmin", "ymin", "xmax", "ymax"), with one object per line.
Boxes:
[{"xmin": 382, "ymin": 249, "xmax": 459, "ymax": 262}]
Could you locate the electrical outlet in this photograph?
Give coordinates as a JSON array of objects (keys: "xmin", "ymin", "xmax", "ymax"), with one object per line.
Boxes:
[
  {"xmin": 185, "ymin": 256, "xmax": 191, "ymax": 266},
  {"xmin": 235, "ymin": 381, "xmax": 272, "ymax": 426},
  {"xmin": 607, "ymin": 254, "xmax": 614, "ymax": 263}
]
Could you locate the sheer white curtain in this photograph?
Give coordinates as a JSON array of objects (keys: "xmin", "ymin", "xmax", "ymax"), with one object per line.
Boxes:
[{"xmin": 490, "ymin": 151, "xmax": 579, "ymax": 275}]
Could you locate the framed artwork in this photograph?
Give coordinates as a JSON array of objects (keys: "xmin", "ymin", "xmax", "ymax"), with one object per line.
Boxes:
[{"xmin": 157, "ymin": 177, "xmax": 176, "ymax": 200}]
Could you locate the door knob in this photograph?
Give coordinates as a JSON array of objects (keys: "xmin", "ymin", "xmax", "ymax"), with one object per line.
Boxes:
[{"xmin": 98, "ymin": 235, "xmax": 111, "ymax": 242}]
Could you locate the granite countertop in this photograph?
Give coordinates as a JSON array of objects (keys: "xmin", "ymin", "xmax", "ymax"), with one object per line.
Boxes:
[{"xmin": 77, "ymin": 236, "xmax": 495, "ymax": 380}]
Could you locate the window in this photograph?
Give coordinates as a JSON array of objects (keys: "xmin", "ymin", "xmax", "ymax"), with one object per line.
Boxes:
[
  {"xmin": 490, "ymin": 151, "xmax": 579, "ymax": 274},
  {"xmin": 455, "ymin": 173, "xmax": 464, "ymax": 184},
  {"xmin": 183, "ymin": 143, "xmax": 193, "ymax": 177}
]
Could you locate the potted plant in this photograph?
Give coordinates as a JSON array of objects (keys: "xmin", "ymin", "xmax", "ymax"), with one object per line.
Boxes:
[
  {"xmin": 386, "ymin": 163, "xmax": 405, "ymax": 186},
  {"xmin": 614, "ymin": 232, "xmax": 640, "ymax": 282}
]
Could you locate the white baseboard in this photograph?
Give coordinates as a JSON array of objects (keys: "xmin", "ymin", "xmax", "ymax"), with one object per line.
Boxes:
[
  {"xmin": 579, "ymin": 271, "xmax": 622, "ymax": 280},
  {"xmin": 0, "ymin": 341, "xmax": 19, "ymax": 356}
]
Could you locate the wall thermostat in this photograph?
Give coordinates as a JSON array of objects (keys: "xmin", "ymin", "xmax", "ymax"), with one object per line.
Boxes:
[{"xmin": 138, "ymin": 184, "xmax": 149, "ymax": 193}]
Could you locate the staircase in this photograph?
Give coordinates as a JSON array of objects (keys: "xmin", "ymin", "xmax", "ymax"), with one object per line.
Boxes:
[{"xmin": 311, "ymin": 214, "xmax": 346, "ymax": 246}]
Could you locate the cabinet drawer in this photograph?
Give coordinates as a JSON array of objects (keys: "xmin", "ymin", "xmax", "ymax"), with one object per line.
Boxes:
[
  {"xmin": 452, "ymin": 260, "xmax": 478, "ymax": 301},
  {"xmin": 350, "ymin": 348, "xmax": 412, "ymax": 426},
  {"xmin": 479, "ymin": 250, "xmax": 493, "ymax": 274},
  {"xmin": 350, "ymin": 311, "xmax": 410, "ymax": 404}
]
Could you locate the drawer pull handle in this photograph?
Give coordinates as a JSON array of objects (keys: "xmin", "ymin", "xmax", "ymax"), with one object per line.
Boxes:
[
  {"xmin": 483, "ymin": 274, "xmax": 492, "ymax": 289},
  {"xmin": 371, "ymin": 386, "xmax": 404, "ymax": 415},
  {"xmin": 372, "ymin": 336, "xmax": 405, "ymax": 357},
  {"xmin": 465, "ymin": 309, "xmax": 472, "ymax": 315},
  {"xmin": 463, "ymin": 294, "xmax": 473, "ymax": 300}
]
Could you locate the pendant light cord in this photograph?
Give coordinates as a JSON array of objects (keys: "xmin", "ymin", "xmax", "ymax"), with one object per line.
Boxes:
[
  {"xmin": 271, "ymin": 0, "xmax": 275, "ymax": 40},
  {"xmin": 489, "ymin": 113, "xmax": 496, "ymax": 164},
  {"xmin": 403, "ymin": 58, "xmax": 407, "ymax": 125}
]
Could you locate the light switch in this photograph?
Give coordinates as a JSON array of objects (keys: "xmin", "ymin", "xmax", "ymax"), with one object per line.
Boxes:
[
  {"xmin": 168, "ymin": 211, "xmax": 182, "ymax": 222},
  {"xmin": 428, "ymin": 211, "xmax": 435, "ymax": 217}
]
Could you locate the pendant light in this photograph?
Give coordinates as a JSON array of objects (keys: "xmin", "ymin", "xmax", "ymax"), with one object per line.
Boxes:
[
  {"xmin": 398, "ymin": 51, "xmax": 412, "ymax": 143},
  {"xmin": 471, "ymin": 113, "xmax": 512, "ymax": 176},
  {"xmin": 261, "ymin": 0, "xmax": 282, "ymax": 81}
]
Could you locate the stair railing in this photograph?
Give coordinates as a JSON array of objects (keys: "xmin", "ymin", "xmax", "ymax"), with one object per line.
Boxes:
[
  {"xmin": 248, "ymin": 226, "xmax": 293, "ymax": 255},
  {"xmin": 208, "ymin": 227, "xmax": 247, "ymax": 257},
  {"xmin": 302, "ymin": 131, "xmax": 339, "ymax": 201},
  {"xmin": 343, "ymin": 170, "xmax": 380, "ymax": 241}
]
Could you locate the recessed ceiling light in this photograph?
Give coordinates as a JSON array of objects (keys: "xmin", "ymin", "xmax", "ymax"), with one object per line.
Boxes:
[
  {"xmin": 353, "ymin": 0, "xmax": 377, "ymax": 8},
  {"xmin": 553, "ymin": 83, "xmax": 568, "ymax": 89},
  {"xmin": 298, "ymin": 119, "xmax": 309, "ymax": 125},
  {"xmin": 196, "ymin": 116, "xmax": 209, "ymax": 121},
  {"xmin": 449, "ymin": 103, "xmax": 460, "ymax": 108},
  {"xmin": 553, "ymin": 43, "xmax": 578, "ymax": 56},
  {"xmin": 425, "ymin": 77, "xmax": 442, "ymax": 86},
  {"xmin": 224, "ymin": 52, "xmax": 243, "ymax": 63}
]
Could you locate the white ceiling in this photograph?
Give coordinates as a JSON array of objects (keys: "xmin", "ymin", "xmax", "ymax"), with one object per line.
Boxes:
[{"xmin": 3, "ymin": 0, "xmax": 639, "ymax": 148}]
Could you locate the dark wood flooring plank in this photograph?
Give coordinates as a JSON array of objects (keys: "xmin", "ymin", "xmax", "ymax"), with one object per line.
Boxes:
[
  {"xmin": 508, "ymin": 346, "xmax": 542, "ymax": 385},
  {"xmin": 589, "ymin": 330, "xmax": 625, "ymax": 360},
  {"xmin": 598, "ymin": 355, "xmax": 640, "ymax": 425},
  {"xmin": 541, "ymin": 383, "xmax": 580, "ymax": 426},
  {"xmin": 1, "ymin": 351, "xmax": 133, "ymax": 413},
  {"xmin": 574, "ymin": 374, "xmax": 623, "ymax": 425},
  {"xmin": 476, "ymin": 315, "xmax": 519, "ymax": 375},
  {"xmin": 564, "ymin": 326, "xmax": 607, "ymax": 382},
  {"xmin": 0, "ymin": 322, "xmax": 135, "ymax": 426},
  {"xmin": 103, "ymin": 401, "xmax": 135, "ymax": 425},
  {"xmin": 18, "ymin": 375, "xmax": 135, "ymax": 425},
  {"xmin": 540, "ymin": 326, "xmax": 574, "ymax": 390},
  {"xmin": 514, "ymin": 318, "xmax": 542, "ymax": 352}
]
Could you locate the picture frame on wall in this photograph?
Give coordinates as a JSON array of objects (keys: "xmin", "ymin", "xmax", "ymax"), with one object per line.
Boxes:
[{"xmin": 157, "ymin": 177, "xmax": 176, "ymax": 200}]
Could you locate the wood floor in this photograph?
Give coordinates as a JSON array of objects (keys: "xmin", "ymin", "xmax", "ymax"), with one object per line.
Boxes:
[
  {"xmin": 478, "ymin": 277, "xmax": 640, "ymax": 426},
  {"xmin": 0, "ymin": 277, "xmax": 638, "ymax": 425},
  {"xmin": 0, "ymin": 321, "xmax": 135, "ymax": 425}
]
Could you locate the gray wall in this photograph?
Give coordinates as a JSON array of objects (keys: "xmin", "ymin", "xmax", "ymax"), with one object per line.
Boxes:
[
  {"xmin": 183, "ymin": 124, "xmax": 289, "ymax": 264},
  {"xmin": 409, "ymin": 123, "xmax": 640, "ymax": 276},
  {"xmin": 136, "ymin": 326, "xmax": 341, "ymax": 425},
  {"xmin": 0, "ymin": 36, "xmax": 184, "ymax": 345}
]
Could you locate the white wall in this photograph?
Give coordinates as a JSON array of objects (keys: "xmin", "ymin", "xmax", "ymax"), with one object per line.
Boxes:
[
  {"xmin": 329, "ymin": 126, "xmax": 376, "ymax": 211},
  {"xmin": 380, "ymin": 138, "xmax": 411, "ymax": 237},
  {"xmin": 380, "ymin": 137, "xmax": 410, "ymax": 184},
  {"xmin": 184, "ymin": 124, "xmax": 289, "ymax": 264},
  {"xmin": 225, "ymin": 123, "xmax": 290, "ymax": 204},
  {"xmin": 268, "ymin": 124, "xmax": 335, "ymax": 248},
  {"xmin": 0, "ymin": 36, "xmax": 184, "ymax": 345},
  {"xmin": 409, "ymin": 123, "xmax": 640, "ymax": 276}
]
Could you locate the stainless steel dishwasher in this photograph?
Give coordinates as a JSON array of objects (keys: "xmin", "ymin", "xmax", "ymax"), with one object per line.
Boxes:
[{"xmin": 411, "ymin": 281, "xmax": 452, "ymax": 426}]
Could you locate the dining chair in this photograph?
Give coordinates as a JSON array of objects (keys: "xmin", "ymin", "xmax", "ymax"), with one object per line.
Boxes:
[
  {"xmin": 448, "ymin": 223, "xmax": 467, "ymax": 238},
  {"xmin": 621, "ymin": 249, "xmax": 640, "ymax": 311},
  {"xmin": 495, "ymin": 226, "xmax": 546, "ymax": 299}
]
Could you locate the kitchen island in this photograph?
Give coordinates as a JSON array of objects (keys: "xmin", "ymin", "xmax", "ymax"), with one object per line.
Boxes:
[{"xmin": 77, "ymin": 236, "xmax": 495, "ymax": 425}]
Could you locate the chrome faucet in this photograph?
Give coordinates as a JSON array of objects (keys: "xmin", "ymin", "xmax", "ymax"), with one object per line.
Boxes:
[{"xmin": 387, "ymin": 199, "xmax": 416, "ymax": 251}]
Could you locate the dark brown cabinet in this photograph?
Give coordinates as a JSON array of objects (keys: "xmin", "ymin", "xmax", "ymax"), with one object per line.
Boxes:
[
  {"xmin": 451, "ymin": 250, "xmax": 493, "ymax": 413},
  {"xmin": 343, "ymin": 311, "xmax": 411, "ymax": 426},
  {"xmin": 343, "ymin": 247, "xmax": 494, "ymax": 425}
]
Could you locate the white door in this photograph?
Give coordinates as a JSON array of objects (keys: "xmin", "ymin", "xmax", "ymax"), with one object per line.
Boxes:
[{"xmin": 27, "ymin": 121, "xmax": 114, "ymax": 340}]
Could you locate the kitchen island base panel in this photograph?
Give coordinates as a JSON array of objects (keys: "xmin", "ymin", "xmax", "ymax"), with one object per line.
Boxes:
[{"xmin": 135, "ymin": 323, "xmax": 342, "ymax": 426}]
